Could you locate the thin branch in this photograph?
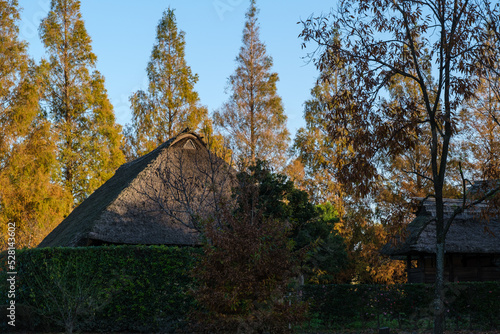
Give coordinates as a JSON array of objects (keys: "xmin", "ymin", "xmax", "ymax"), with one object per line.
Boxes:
[
  {"xmin": 401, "ymin": 169, "xmax": 434, "ymax": 183},
  {"xmin": 444, "ymin": 184, "xmax": 500, "ymax": 236}
]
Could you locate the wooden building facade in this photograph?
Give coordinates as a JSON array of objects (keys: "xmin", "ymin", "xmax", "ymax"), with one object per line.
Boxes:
[{"xmin": 382, "ymin": 197, "xmax": 500, "ymax": 283}]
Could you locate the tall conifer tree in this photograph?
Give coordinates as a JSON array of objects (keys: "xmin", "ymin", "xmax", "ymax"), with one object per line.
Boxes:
[
  {"xmin": 125, "ymin": 8, "xmax": 208, "ymax": 159},
  {"xmin": 292, "ymin": 74, "xmax": 344, "ymax": 206},
  {"xmin": 39, "ymin": 0, "xmax": 124, "ymax": 205},
  {"xmin": 0, "ymin": 0, "xmax": 71, "ymax": 249},
  {"xmin": 214, "ymin": 0, "xmax": 289, "ymax": 171}
]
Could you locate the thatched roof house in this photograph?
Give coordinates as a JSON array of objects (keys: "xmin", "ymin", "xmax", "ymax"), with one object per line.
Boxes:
[
  {"xmin": 382, "ymin": 197, "xmax": 500, "ymax": 283},
  {"xmin": 38, "ymin": 130, "xmax": 234, "ymax": 248}
]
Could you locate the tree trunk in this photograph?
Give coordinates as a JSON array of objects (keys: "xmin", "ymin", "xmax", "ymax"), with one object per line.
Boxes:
[
  {"xmin": 433, "ymin": 158, "xmax": 447, "ymax": 334},
  {"xmin": 434, "ymin": 241, "xmax": 445, "ymax": 334}
]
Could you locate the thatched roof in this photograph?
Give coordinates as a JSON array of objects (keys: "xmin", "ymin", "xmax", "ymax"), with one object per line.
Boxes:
[
  {"xmin": 382, "ymin": 198, "xmax": 500, "ymax": 256},
  {"xmin": 38, "ymin": 130, "xmax": 234, "ymax": 248}
]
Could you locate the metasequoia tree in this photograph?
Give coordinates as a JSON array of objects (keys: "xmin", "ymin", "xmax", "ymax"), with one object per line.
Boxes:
[
  {"xmin": 126, "ymin": 8, "xmax": 209, "ymax": 159},
  {"xmin": 291, "ymin": 71, "xmax": 345, "ymax": 207},
  {"xmin": 473, "ymin": 5, "xmax": 500, "ymax": 213},
  {"xmin": 458, "ymin": 81, "xmax": 500, "ymax": 180},
  {"xmin": 0, "ymin": 0, "xmax": 71, "ymax": 249},
  {"xmin": 300, "ymin": 0, "xmax": 500, "ymax": 332},
  {"xmin": 214, "ymin": 0, "xmax": 289, "ymax": 171},
  {"xmin": 39, "ymin": 0, "xmax": 124, "ymax": 205},
  {"xmin": 479, "ymin": 3, "xmax": 500, "ymax": 126}
]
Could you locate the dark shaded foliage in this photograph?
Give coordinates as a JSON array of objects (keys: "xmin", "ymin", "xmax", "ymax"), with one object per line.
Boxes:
[
  {"xmin": 303, "ymin": 282, "xmax": 500, "ymax": 331},
  {"xmin": 189, "ymin": 162, "xmax": 308, "ymax": 333},
  {"xmin": 0, "ymin": 246, "xmax": 198, "ymax": 333}
]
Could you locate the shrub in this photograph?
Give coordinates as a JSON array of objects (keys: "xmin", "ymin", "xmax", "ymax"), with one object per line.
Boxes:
[
  {"xmin": 189, "ymin": 166, "xmax": 308, "ymax": 333},
  {"xmin": 1, "ymin": 245, "xmax": 198, "ymax": 332},
  {"xmin": 302, "ymin": 282, "xmax": 500, "ymax": 330},
  {"xmin": 2, "ymin": 246, "xmax": 498, "ymax": 332}
]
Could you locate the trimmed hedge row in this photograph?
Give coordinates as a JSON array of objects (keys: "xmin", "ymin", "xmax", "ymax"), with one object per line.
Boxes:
[
  {"xmin": 1, "ymin": 245, "xmax": 199, "ymax": 332},
  {"xmin": 2, "ymin": 246, "xmax": 500, "ymax": 332},
  {"xmin": 302, "ymin": 282, "xmax": 500, "ymax": 330}
]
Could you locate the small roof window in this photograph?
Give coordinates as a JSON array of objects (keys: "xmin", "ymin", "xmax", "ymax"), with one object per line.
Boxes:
[{"xmin": 183, "ymin": 139, "xmax": 197, "ymax": 150}]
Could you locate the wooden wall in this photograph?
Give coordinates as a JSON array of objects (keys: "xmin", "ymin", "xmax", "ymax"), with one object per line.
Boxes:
[{"xmin": 406, "ymin": 254, "xmax": 500, "ymax": 283}]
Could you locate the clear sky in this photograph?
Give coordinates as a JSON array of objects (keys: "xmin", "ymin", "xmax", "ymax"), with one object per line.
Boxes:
[{"xmin": 16, "ymin": 0, "xmax": 334, "ymax": 139}]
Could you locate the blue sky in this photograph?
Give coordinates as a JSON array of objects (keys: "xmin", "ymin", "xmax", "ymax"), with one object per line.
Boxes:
[{"xmin": 16, "ymin": 0, "xmax": 334, "ymax": 139}]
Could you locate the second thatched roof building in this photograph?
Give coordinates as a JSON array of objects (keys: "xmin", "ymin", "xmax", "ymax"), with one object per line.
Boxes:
[{"xmin": 382, "ymin": 196, "xmax": 500, "ymax": 283}]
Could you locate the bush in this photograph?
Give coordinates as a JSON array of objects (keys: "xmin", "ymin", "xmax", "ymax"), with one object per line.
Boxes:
[
  {"xmin": 189, "ymin": 165, "xmax": 308, "ymax": 333},
  {"xmin": 2, "ymin": 246, "xmax": 499, "ymax": 332},
  {"xmin": 302, "ymin": 282, "xmax": 500, "ymax": 330},
  {"xmin": 1, "ymin": 245, "xmax": 199, "ymax": 333}
]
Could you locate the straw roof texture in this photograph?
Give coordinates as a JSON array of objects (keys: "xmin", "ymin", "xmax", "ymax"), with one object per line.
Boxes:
[
  {"xmin": 382, "ymin": 198, "xmax": 500, "ymax": 256},
  {"xmin": 38, "ymin": 130, "xmax": 233, "ymax": 248}
]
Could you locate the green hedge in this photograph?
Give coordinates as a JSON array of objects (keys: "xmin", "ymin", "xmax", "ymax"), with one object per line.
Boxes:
[
  {"xmin": 302, "ymin": 282, "xmax": 500, "ymax": 330},
  {"xmin": 1, "ymin": 245, "xmax": 199, "ymax": 333},
  {"xmin": 2, "ymin": 246, "xmax": 500, "ymax": 332}
]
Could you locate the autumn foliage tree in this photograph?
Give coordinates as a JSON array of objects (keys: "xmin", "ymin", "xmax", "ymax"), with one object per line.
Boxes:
[
  {"xmin": 214, "ymin": 0, "xmax": 289, "ymax": 171},
  {"xmin": 291, "ymin": 65, "xmax": 345, "ymax": 207},
  {"xmin": 300, "ymin": 0, "xmax": 500, "ymax": 332},
  {"xmin": 190, "ymin": 165, "xmax": 306, "ymax": 333},
  {"xmin": 125, "ymin": 8, "xmax": 210, "ymax": 160},
  {"xmin": 479, "ymin": 3, "xmax": 500, "ymax": 132},
  {"xmin": 291, "ymin": 32, "xmax": 406, "ymax": 284},
  {"xmin": 460, "ymin": 78, "xmax": 500, "ymax": 183},
  {"xmin": 39, "ymin": 0, "xmax": 124, "ymax": 205},
  {"xmin": 0, "ymin": 0, "xmax": 71, "ymax": 249}
]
